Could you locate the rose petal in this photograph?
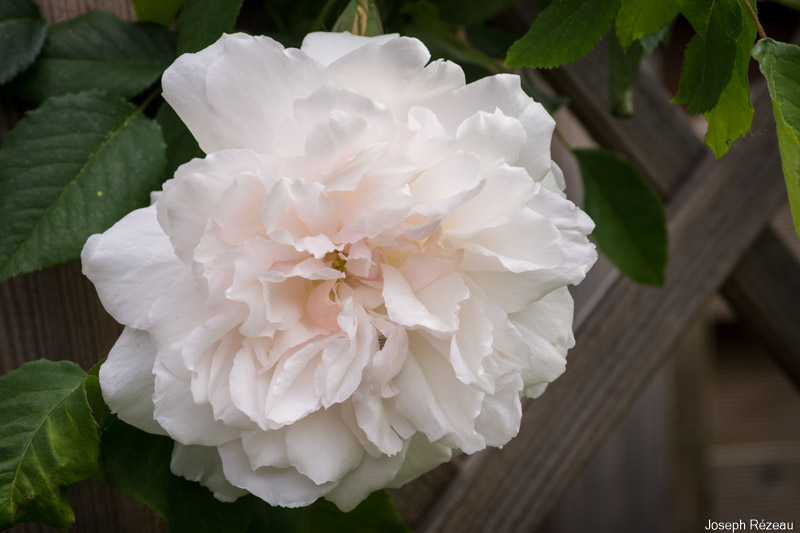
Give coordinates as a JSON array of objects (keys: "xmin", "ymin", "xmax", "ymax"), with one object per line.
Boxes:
[
  {"xmin": 285, "ymin": 407, "xmax": 364, "ymax": 485},
  {"xmin": 163, "ymin": 34, "xmax": 329, "ymax": 154},
  {"xmin": 425, "ymin": 73, "xmax": 554, "ymax": 181},
  {"xmin": 219, "ymin": 439, "xmax": 333, "ymax": 507},
  {"xmin": 171, "ymin": 443, "xmax": 248, "ymax": 501},
  {"xmin": 153, "ymin": 357, "xmax": 240, "ymax": 446},
  {"xmin": 509, "ymin": 286, "xmax": 575, "ymax": 397},
  {"xmin": 99, "ymin": 327, "xmax": 167, "ymax": 436},
  {"xmin": 393, "ymin": 332, "xmax": 485, "ymax": 453},
  {"xmin": 82, "ymin": 205, "xmax": 182, "ymax": 330},
  {"xmin": 301, "ymin": 32, "xmax": 400, "ymax": 67},
  {"xmin": 326, "ymin": 37, "xmax": 464, "ymax": 117}
]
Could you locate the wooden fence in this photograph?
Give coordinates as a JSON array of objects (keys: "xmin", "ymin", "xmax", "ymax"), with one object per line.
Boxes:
[{"xmin": 3, "ymin": 1, "xmax": 800, "ymax": 532}]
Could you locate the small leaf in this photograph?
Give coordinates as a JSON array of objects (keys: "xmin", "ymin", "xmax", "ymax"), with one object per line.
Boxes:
[
  {"xmin": 0, "ymin": 0, "xmax": 47, "ymax": 84},
  {"xmin": 332, "ymin": 0, "xmax": 383, "ymax": 36},
  {"xmin": 177, "ymin": 0, "xmax": 244, "ymax": 54},
  {"xmin": 0, "ymin": 360, "xmax": 98, "ymax": 531},
  {"xmin": 101, "ymin": 417, "xmax": 253, "ymax": 532},
  {"xmin": 12, "ymin": 12, "xmax": 175, "ymax": 103},
  {"xmin": 248, "ymin": 491, "xmax": 410, "ymax": 533},
  {"xmin": 752, "ymin": 38, "xmax": 800, "ymax": 239},
  {"xmin": 156, "ymin": 102, "xmax": 204, "ymax": 180},
  {"xmin": 703, "ymin": 0, "xmax": 756, "ymax": 158},
  {"xmin": 615, "ymin": 0, "xmax": 679, "ymax": 49},
  {"xmin": 575, "ymin": 148, "xmax": 668, "ymax": 285},
  {"xmin": 674, "ymin": 0, "xmax": 743, "ymax": 113},
  {"xmin": 133, "ymin": 0, "xmax": 185, "ymax": 26},
  {"xmin": 505, "ymin": 0, "xmax": 621, "ymax": 69},
  {"xmin": 0, "ymin": 91, "xmax": 167, "ymax": 282},
  {"xmin": 608, "ymin": 32, "xmax": 643, "ymax": 117}
]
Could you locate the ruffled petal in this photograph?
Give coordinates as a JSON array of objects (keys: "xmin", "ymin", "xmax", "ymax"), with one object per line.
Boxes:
[
  {"xmin": 163, "ymin": 34, "xmax": 329, "ymax": 154},
  {"xmin": 425, "ymin": 73, "xmax": 554, "ymax": 181},
  {"xmin": 152, "ymin": 357, "xmax": 240, "ymax": 446},
  {"xmin": 393, "ymin": 332, "xmax": 485, "ymax": 453}
]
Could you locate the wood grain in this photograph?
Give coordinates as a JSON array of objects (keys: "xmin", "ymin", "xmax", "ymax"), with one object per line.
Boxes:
[{"xmin": 721, "ymin": 230, "xmax": 800, "ymax": 389}]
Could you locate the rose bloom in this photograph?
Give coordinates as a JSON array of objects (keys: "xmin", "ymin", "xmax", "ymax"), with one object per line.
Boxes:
[{"xmin": 82, "ymin": 32, "xmax": 596, "ymax": 510}]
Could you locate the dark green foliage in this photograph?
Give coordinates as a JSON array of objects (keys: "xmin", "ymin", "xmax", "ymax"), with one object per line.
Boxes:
[
  {"xmin": 506, "ymin": 0, "xmax": 621, "ymax": 68},
  {"xmin": 177, "ymin": 0, "xmax": 244, "ymax": 54},
  {"xmin": 12, "ymin": 11, "xmax": 175, "ymax": 103},
  {"xmin": 0, "ymin": 91, "xmax": 166, "ymax": 281},
  {"xmin": 0, "ymin": 0, "xmax": 47, "ymax": 84},
  {"xmin": 576, "ymin": 149, "xmax": 668, "ymax": 285},
  {"xmin": 0, "ymin": 360, "xmax": 98, "ymax": 531}
]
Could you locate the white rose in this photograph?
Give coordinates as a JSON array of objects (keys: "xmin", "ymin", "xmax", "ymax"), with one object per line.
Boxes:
[{"xmin": 82, "ymin": 31, "xmax": 597, "ymax": 511}]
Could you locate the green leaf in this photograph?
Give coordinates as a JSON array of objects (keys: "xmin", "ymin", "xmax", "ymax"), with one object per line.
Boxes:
[
  {"xmin": 156, "ymin": 103, "xmax": 204, "ymax": 180},
  {"xmin": 133, "ymin": 0, "xmax": 185, "ymax": 26},
  {"xmin": 615, "ymin": 0, "xmax": 678, "ymax": 49},
  {"xmin": 332, "ymin": 0, "xmax": 383, "ymax": 36},
  {"xmin": 101, "ymin": 417, "xmax": 253, "ymax": 531},
  {"xmin": 84, "ymin": 360, "xmax": 110, "ymax": 431},
  {"xmin": 673, "ymin": 33, "xmax": 704, "ymax": 103},
  {"xmin": 608, "ymin": 32, "xmax": 643, "ymax": 117},
  {"xmin": 0, "ymin": 0, "xmax": 47, "ymax": 84},
  {"xmin": 0, "ymin": 91, "xmax": 167, "ymax": 282},
  {"xmin": 248, "ymin": 491, "xmax": 410, "ymax": 533},
  {"xmin": 177, "ymin": 0, "xmax": 244, "ymax": 54},
  {"xmin": 11, "ymin": 12, "xmax": 175, "ymax": 103},
  {"xmin": 674, "ymin": 0, "xmax": 742, "ymax": 113},
  {"xmin": 167, "ymin": 476, "xmax": 254, "ymax": 533},
  {"xmin": 100, "ymin": 416, "xmax": 173, "ymax": 517},
  {"xmin": 575, "ymin": 148, "xmax": 668, "ymax": 285},
  {"xmin": 753, "ymin": 38, "xmax": 800, "ymax": 239},
  {"xmin": 505, "ymin": 0, "xmax": 621, "ymax": 69},
  {"xmin": 703, "ymin": 0, "xmax": 756, "ymax": 158},
  {"xmin": 0, "ymin": 360, "xmax": 98, "ymax": 531}
]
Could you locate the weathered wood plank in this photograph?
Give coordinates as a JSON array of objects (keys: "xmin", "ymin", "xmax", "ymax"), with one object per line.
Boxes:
[
  {"xmin": 32, "ymin": 0, "xmax": 135, "ymax": 23},
  {"xmin": 537, "ymin": 359, "xmax": 674, "ymax": 533},
  {"xmin": 417, "ymin": 84, "xmax": 784, "ymax": 533},
  {"xmin": 721, "ymin": 231, "xmax": 800, "ymax": 390},
  {"xmin": 672, "ymin": 315, "xmax": 712, "ymax": 533}
]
